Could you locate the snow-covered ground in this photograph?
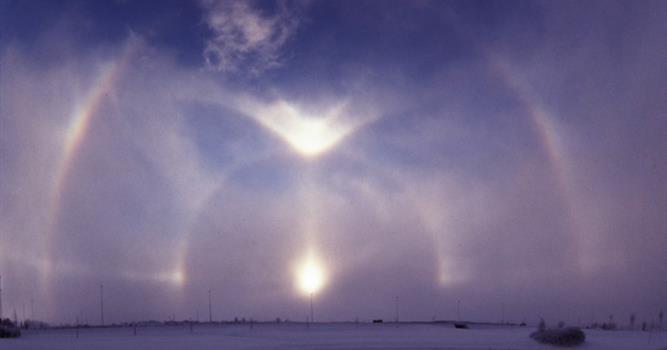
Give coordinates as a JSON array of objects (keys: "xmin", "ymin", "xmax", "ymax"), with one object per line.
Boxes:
[{"xmin": 2, "ymin": 323, "xmax": 666, "ymax": 349}]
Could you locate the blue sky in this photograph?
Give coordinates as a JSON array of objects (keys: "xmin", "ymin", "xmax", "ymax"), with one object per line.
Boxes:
[{"xmin": 1, "ymin": 0, "xmax": 666, "ymax": 325}]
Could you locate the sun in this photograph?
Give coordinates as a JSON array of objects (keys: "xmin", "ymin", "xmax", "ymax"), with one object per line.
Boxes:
[{"xmin": 296, "ymin": 257, "xmax": 326, "ymax": 295}]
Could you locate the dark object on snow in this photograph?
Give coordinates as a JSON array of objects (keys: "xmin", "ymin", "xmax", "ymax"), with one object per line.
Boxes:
[
  {"xmin": 538, "ymin": 318, "xmax": 546, "ymax": 332},
  {"xmin": 530, "ymin": 327, "xmax": 585, "ymax": 347},
  {"xmin": 600, "ymin": 322, "xmax": 616, "ymax": 330},
  {"xmin": 453, "ymin": 322, "xmax": 469, "ymax": 329},
  {"xmin": 372, "ymin": 319, "xmax": 383, "ymax": 324},
  {"xmin": 0, "ymin": 319, "xmax": 21, "ymax": 338}
]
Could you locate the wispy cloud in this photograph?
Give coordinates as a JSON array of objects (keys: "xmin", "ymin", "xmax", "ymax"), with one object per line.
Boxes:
[{"xmin": 200, "ymin": 0, "xmax": 300, "ymax": 74}]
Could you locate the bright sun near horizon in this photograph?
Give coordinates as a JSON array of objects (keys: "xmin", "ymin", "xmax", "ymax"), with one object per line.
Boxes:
[{"xmin": 296, "ymin": 257, "xmax": 326, "ymax": 296}]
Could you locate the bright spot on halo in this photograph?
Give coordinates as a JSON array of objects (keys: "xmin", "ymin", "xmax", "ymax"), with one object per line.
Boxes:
[
  {"xmin": 242, "ymin": 100, "xmax": 363, "ymax": 158},
  {"xmin": 284, "ymin": 118, "xmax": 343, "ymax": 157},
  {"xmin": 119, "ymin": 268, "xmax": 186, "ymax": 287},
  {"xmin": 170, "ymin": 270, "xmax": 185, "ymax": 285},
  {"xmin": 296, "ymin": 256, "xmax": 326, "ymax": 295}
]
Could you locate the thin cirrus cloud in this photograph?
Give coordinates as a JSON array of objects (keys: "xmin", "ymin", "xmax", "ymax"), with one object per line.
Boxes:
[{"xmin": 200, "ymin": 0, "xmax": 300, "ymax": 73}]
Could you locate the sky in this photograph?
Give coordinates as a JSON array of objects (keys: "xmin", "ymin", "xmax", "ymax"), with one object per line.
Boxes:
[{"xmin": 0, "ymin": 0, "xmax": 666, "ymax": 326}]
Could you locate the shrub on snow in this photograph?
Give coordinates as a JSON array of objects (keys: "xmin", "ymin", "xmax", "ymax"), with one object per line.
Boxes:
[
  {"xmin": 0, "ymin": 318, "xmax": 21, "ymax": 339},
  {"xmin": 530, "ymin": 327, "xmax": 585, "ymax": 347}
]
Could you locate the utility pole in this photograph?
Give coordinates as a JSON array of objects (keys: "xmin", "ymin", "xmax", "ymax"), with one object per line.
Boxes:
[
  {"xmin": 100, "ymin": 284, "xmax": 105, "ymax": 326},
  {"xmin": 457, "ymin": 300, "xmax": 461, "ymax": 321},
  {"xmin": 395, "ymin": 296, "xmax": 399, "ymax": 323},
  {"xmin": 0, "ymin": 275, "xmax": 3, "ymax": 320},
  {"xmin": 309, "ymin": 293, "xmax": 314, "ymax": 323},
  {"xmin": 501, "ymin": 303, "xmax": 505, "ymax": 324},
  {"xmin": 208, "ymin": 289, "xmax": 212, "ymax": 323}
]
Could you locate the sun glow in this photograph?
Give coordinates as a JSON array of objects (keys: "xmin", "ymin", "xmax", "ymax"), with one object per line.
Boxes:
[{"xmin": 296, "ymin": 255, "xmax": 326, "ymax": 295}]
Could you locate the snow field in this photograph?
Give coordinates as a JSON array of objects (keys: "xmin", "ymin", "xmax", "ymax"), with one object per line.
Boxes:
[{"xmin": 2, "ymin": 323, "xmax": 666, "ymax": 350}]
